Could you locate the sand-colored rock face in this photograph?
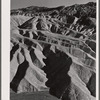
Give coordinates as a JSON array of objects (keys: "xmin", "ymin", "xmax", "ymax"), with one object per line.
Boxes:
[{"xmin": 10, "ymin": 2, "xmax": 96, "ymax": 100}]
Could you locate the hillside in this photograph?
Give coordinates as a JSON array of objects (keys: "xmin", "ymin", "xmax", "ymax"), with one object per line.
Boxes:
[{"xmin": 10, "ymin": 2, "xmax": 96, "ymax": 100}]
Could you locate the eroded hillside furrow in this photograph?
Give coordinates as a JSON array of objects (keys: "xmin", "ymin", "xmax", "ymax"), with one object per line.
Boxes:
[
  {"xmin": 11, "ymin": 33, "xmax": 96, "ymax": 75},
  {"xmin": 14, "ymin": 28, "xmax": 96, "ymax": 61}
]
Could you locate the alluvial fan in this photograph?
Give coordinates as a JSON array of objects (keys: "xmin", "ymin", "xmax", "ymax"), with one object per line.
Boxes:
[{"xmin": 10, "ymin": 2, "xmax": 96, "ymax": 100}]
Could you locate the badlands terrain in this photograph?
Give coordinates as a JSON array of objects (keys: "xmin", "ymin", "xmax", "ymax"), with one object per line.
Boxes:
[{"xmin": 10, "ymin": 2, "xmax": 96, "ymax": 100}]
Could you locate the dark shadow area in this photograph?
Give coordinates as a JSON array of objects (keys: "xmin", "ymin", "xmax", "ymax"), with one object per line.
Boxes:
[
  {"xmin": 10, "ymin": 44, "xmax": 19, "ymax": 61},
  {"xmin": 87, "ymin": 73, "xmax": 96, "ymax": 97},
  {"xmin": 42, "ymin": 46, "xmax": 72, "ymax": 99},
  {"xmin": 10, "ymin": 59, "xmax": 29, "ymax": 92}
]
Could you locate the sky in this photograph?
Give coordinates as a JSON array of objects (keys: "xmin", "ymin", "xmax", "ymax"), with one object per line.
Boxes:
[{"xmin": 11, "ymin": 0, "xmax": 96, "ymax": 9}]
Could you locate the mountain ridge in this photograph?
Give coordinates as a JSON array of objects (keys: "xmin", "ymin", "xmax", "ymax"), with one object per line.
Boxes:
[{"xmin": 11, "ymin": 2, "xmax": 96, "ymax": 18}]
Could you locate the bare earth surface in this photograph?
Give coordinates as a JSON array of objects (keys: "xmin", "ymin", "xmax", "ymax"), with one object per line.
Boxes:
[
  {"xmin": 10, "ymin": 2, "xmax": 96, "ymax": 100},
  {"xmin": 10, "ymin": 91, "xmax": 60, "ymax": 100}
]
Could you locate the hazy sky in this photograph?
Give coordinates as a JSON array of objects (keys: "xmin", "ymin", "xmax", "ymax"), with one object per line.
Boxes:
[{"xmin": 11, "ymin": 0, "xmax": 96, "ymax": 9}]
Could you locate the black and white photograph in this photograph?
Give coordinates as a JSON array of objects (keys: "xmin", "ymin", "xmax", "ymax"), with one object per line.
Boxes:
[{"xmin": 9, "ymin": 0, "xmax": 97, "ymax": 100}]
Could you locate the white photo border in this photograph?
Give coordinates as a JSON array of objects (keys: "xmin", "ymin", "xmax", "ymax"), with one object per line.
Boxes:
[{"xmin": 1, "ymin": 0, "xmax": 99, "ymax": 100}]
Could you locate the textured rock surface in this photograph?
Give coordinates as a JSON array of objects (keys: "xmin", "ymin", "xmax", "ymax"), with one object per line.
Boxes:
[{"xmin": 10, "ymin": 2, "xmax": 96, "ymax": 100}]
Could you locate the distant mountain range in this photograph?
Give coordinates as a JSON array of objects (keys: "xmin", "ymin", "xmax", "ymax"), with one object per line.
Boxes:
[{"xmin": 11, "ymin": 2, "xmax": 96, "ymax": 18}]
